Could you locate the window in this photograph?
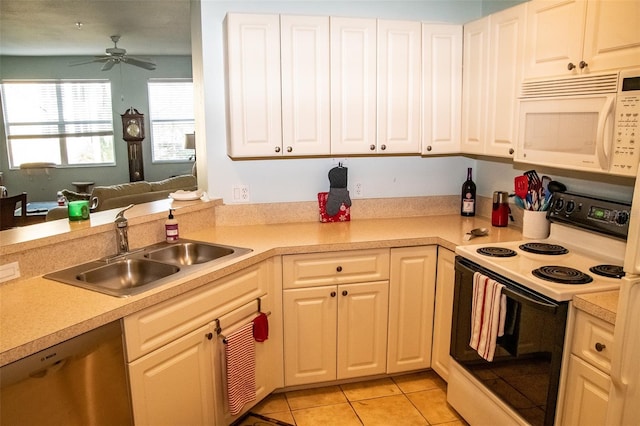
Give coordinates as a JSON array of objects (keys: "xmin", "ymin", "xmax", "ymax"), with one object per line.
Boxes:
[
  {"xmin": 147, "ymin": 79, "xmax": 194, "ymax": 162},
  {"xmin": 1, "ymin": 80, "xmax": 115, "ymax": 168}
]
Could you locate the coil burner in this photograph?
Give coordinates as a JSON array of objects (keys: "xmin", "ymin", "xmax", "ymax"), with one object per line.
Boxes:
[
  {"xmin": 589, "ymin": 264, "xmax": 625, "ymax": 279},
  {"xmin": 519, "ymin": 243, "xmax": 569, "ymax": 255},
  {"xmin": 476, "ymin": 247, "xmax": 518, "ymax": 258},
  {"xmin": 532, "ymin": 265, "xmax": 593, "ymax": 284}
]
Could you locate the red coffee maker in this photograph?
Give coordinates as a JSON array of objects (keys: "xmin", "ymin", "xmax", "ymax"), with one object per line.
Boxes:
[{"xmin": 492, "ymin": 191, "xmax": 509, "ymax": 227}]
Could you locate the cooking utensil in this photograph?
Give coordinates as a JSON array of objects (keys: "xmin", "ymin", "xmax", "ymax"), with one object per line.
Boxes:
[
  {"xmin": 463, "ymin": 227, "xmax": 489, "ymax": 241},
  {"xmin": 515, "ymin": 176, "xmax": 529, "ymax": 199},
  {"xmin": 548, "ymin": 180, "xmax": 567, "ymax": 193},
  {"xmin": 542, "ymin": 175, "xmax": 552, "ymax": 200},
  {"xmin": 524, "ymin": 170, "xmax": 542, "ymax": 191}
]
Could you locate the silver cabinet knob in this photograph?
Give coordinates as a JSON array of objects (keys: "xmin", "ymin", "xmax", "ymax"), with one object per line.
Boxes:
[
  {"xmin": 579, "ymin": 60, "xmax": 588, "ymax": 69},
  {"xmin": 370, "ymin": 144, "xmax": 376, "ymax": 151},
  {"xmin": 286, "ymin": 146, "xmax": 292, "ymax": 153},
  {"xmin": 275, "ymin": 146, "xmax": 281, "ymax": 153}
]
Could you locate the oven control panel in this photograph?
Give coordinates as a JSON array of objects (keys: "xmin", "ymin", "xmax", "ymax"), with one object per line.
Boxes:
[{"xmin": 548, "ymin": 192, "xmax": 631, "ymax": 239}]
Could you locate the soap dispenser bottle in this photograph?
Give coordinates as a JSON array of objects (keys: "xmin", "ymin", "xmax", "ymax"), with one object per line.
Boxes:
[{"xmin": 165, "ymin": 209, "xmax": 179, "ymax": 243}]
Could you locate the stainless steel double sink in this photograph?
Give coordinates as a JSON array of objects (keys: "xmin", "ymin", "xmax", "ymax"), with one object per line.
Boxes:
[{"xmin": 44, "ymin": 240, "xmax": 252, "ymax": 297}]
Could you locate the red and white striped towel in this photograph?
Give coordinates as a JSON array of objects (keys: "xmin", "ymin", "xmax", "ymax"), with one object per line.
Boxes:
[
  {"xmin": 469, "ymin": 272, "xmax": 507, "ymax": 362},
  {"xmin": 225, "ymin": 322, "xmax": 256, "ymax": 416}
]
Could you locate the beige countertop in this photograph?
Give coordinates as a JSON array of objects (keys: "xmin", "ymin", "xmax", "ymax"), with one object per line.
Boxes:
[
  {"xmin": 0, "ymin": 212, "xmax": 619, "ymax": 367},
  {"xmin": 573, "ymin": 290, "xmax": 619, "ymax": 325}
]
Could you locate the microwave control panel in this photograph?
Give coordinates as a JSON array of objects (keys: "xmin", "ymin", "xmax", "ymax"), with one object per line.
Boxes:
[{"xmin": 611, "ymin": 72, "xmax": 640, "ymax": 176}]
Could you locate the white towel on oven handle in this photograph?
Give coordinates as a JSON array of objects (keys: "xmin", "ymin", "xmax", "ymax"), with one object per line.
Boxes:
[{"xmin": 470, "ymin": 272, "xmax": 507, "ymax": 362}]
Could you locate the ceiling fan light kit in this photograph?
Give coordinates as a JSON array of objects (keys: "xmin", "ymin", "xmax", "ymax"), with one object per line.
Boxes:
[{"xmin": 70, "ymin": 35, "xmax": 156, "ymax": 71}]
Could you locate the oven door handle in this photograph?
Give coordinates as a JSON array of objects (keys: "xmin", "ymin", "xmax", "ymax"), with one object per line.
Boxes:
[{"xmin": 502, "ymin": 287, "xmax": 557, "ymax": 313}]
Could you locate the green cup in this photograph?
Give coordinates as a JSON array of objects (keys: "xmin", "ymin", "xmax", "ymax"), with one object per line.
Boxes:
[{"xmin": 68, "ymin": 200, "xmax": 90, "ymax": 221}]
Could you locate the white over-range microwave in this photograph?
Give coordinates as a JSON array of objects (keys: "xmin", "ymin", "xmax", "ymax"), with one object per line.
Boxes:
[{"xmin": 516, "ymin": 69, "xmax": 640, "ymax": 176}]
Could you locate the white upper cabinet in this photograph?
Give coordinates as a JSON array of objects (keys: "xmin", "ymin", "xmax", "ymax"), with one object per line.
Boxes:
[
  {"xmin": 421, "ymin": 24, "xmax": 462, "ymax": 155},
  {"xmin": 460, "ymin": 16, "xmax": 490, "ymax": 154},
  {"xmin": 461, "ymin": 4, "xmax": 525, "ymax": 158},
  {"xmin": 225, "ymin": 13, "xmax": 282, "ymax": 158},
  {"xmin": 281, "ymin": 15, "xmax": 331, "ymax": 156},
  {"xmin": 524, "ymin": 0, "xmax": 640, "ymax": 80},
  {"xmin": 485, "ymin": 3, "xmax": 526, "ymax": 158},
  {"xmin": 330, "ymin": 17, "xmax": 378, "ymax": 155},
  {"xmin": 376, "ymin": 20, "xmax": 422, "ymax": 154}
]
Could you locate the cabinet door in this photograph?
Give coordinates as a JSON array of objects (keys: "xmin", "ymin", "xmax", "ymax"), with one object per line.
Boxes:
[
  {"xmin": 460, "ymin": 16, "xmax": 489, "ymax": 154},
  {"xmin": 377, "ymin": 19, "xmax": 421, "ymax": 154},
  {"xmin": 387, "ymin": 246, "xmax": 437, "ymax": 374},
  {"xmin": 330, "ymin": 17, "xmax": 377, "ymax": 155},
  {"xmin": 583, "ymin": 0, "xmax": 640, "ymax": 73},
  {"xmin": 337, "ymin": 281, "xmax": 389, "ymax": 379},
  {"xmin": 431, "ymin": 247, "xmax": 455, "ymax": 381},
  {"xmin": 485, "ymin": 4, "xmax": 525, "ymax": 158},
  {"xmin": 225, "ymin": 13, "xmax": 282, "ymax": 158},
  {"xmin": 523, "ymin": 0, "xmax": 587, "ymax": 79},
  {"xmin": 283, "ymin": 286, "xmax": 337, "ymax": 386},
  {"xmin": 561, "ymin": 354, "xmax": 611, "ymax": 426},
  {"xmin": 281, "ymin": 15, "xmax": 331, "ymax": 156},
  {"xmin": 128, "ymin": 325, "xmax": 215, "ymax": 426},
  {"xmin": 421, "ymin": 24, "xmax": 462, "ymax": 155}
]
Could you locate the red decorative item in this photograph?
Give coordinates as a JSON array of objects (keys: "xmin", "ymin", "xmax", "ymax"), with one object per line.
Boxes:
[{"xmin": 318, "ymin": 192, "xmax": 350, "ymax": 223}]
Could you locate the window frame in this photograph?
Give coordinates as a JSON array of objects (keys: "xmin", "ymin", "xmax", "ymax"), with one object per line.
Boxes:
[
  {"xmin": 1, "ymin": 79, "xmax": 116, "ymax": 169},
  {"xmin": 147, "ymin": 78, "xmax": 195, "ymax": 163}
]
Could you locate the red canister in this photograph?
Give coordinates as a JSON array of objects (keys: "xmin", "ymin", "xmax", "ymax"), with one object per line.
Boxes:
[{"xmin": 492, "ymin": 191, "xmax": 509, "ymax": 227}]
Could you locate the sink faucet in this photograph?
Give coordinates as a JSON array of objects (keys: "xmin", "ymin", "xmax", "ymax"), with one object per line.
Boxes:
[{"xmin": 115, "ymin": 204, "xmax": 134, "ymax": 255}]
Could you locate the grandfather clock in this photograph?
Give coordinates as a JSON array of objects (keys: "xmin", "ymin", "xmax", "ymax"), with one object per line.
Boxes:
[{"xmin": 121, "ymin": 107, "xmax": 145, "ymax": 182}]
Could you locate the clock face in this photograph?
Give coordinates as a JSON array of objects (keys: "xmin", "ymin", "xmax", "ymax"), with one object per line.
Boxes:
[{"xmin": 126, "ymin": 120, "xmax": 141, "ymax": 137}]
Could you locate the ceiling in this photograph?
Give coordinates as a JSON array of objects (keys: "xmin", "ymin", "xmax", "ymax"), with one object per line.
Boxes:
[{"xmin": 0, "ymin": 0, "xmax": 192, "ymax": 57}]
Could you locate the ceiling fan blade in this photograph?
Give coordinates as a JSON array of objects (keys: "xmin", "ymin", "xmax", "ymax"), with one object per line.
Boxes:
[
  {"xmin": 123, "ymin": 57, "xmax": 156, "ymax": 70},
  {"xmin": 101, "ymin": 60, "xmax": 117, "ymax": 71},
  {"xmin": 69, "ymin": 57, "xmax": 110, "ymax": 66}
]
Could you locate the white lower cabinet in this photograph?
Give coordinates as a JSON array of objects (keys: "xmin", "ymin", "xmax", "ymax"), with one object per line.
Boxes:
[
  {"xmin": 124, "ymin": 260, "xmax": 282, "ymax": 426},
  {"xmin": 387, "ymin": 246, "xmax": 437, "ymax": 374},
  {"xmin": 560, "ymin": 308, "xmax": 614, "ymax": 425},
  {"xmin": 282, "ymin": 249, "xmax": 390, "ymax": 386},
  {"xmin": 128, "ymin": 324, "xmax": 216, "ymax": 425},
  {"xmin": 431, "ymin": 247, "xmax": 456, "ymax": 381},
  {"xmin": 562, "ymin": 354, "xmax": 611, "ymax": 426},
  {"xmin": 283, "ymin": 281, "xmax": 389, "ymax": 386}
]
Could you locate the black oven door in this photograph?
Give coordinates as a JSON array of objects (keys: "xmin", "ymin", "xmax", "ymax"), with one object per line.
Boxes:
[{"xmin": 450, "ymin": 256, "xmax": 568, "ymax": 426}]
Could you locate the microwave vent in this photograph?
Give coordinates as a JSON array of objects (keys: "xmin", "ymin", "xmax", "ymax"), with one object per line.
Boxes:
[{"xmin": 520, "ymin": 73, "xmax": 619, "ymax": 98}]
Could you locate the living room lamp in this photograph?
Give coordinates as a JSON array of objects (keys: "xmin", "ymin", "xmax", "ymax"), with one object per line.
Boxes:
[{"xmin": 184, "ymin": 133, "xmax": 196, "ymax": 176}]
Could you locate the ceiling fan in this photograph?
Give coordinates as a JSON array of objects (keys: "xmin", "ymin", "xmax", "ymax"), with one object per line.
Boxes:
[{"xmin": 70, "ymin": 35, "xmax": 156, "ymax": 71}]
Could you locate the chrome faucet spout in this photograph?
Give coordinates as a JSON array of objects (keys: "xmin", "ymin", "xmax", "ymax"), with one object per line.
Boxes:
[{"xmin": 114, "ymin": 204, "xmax": 134, "ymax": 255}]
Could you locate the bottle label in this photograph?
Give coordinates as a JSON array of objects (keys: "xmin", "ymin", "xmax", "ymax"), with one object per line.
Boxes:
[
  {"xmin": 166, "ymin": 224, "xmax": 179, "ymax": 242},
  {"xmin": 462, "ymin": 199, "xmax": 475, "ymax": 213}
]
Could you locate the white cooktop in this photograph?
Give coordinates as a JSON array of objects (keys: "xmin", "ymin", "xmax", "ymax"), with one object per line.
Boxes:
[{"xmin": 456, "ymin": 223, "xmax": 626, "ymax": 301}]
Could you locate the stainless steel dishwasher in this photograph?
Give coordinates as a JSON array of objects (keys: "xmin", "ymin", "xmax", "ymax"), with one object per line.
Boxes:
[{"xmin": 0, "ymin": 320, "xmax": 133, "ymax": 425}]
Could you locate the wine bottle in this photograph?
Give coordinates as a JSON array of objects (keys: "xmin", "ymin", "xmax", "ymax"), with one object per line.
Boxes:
[{"xmin": 461, "ymin": 167, "xmax": 476, "ymax": 216}]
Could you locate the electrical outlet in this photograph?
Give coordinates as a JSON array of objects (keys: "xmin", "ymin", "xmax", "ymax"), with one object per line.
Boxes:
[
  {"xmin": 0, "ymin": 262, "xmax": 20, "ymax": 283},
  {"xmin": 353, "ymin": 182, "xmax": 363, "ymax": 198},
  {"xmin": 232, "ymin": 185, "xmax": 250, "ymax": 203}
]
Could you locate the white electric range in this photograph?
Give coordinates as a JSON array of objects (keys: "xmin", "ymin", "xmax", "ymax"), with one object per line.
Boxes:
[{"xmin": 449, "ymin": 191, "xmax": 631, "ymax": 426}]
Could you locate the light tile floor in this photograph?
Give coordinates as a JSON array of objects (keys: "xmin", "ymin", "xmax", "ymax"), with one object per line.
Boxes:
[{"xmin": 246, "ymin": 370, "xmax": 468, "ymax": 426}]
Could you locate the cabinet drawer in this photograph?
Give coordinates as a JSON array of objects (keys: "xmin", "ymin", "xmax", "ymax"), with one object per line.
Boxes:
[
  {"xmin": 124, "ymin": 262, "xmax": 269, "ymax": 361},
  {"xmin": 282, "ymin": 249, "xmax": 390, "ymax": 289},
  {"xmin": 571, "ymin": 309, "xmax": 614, "ymax": 374}
]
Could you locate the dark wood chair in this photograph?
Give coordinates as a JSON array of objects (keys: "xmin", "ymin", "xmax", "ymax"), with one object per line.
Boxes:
[{"xmin": 0, "ymin": 193, "xmax": 27, "ymax": 230}]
